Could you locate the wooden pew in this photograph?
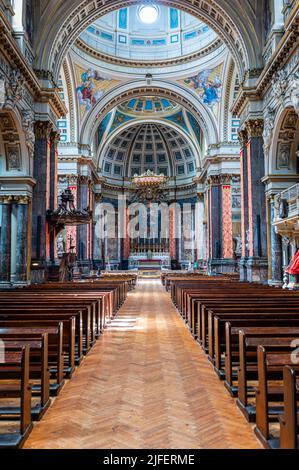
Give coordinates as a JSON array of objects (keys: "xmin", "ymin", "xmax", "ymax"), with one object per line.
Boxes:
[
  {"xmin": 210, "ymin": 309, "xmax": 299, "ymax": 374},
  {"xmin": 236, "ymin": 335, "xmax": 298, "ymax": 421},
  {"xmin": 0, "ymin": 346, "xmax": 33, "ymax": 449},
  {"xmin": 0, "ymin": 325, "xmax": 64, "ymax": 394},
  {"xmin": 0, "ymin": 334, "xmax": 50, "ymax": 420},
  {"xmin": 0, "ymin": 317, "xmax": 75, "ymax": 378},
  {"xmin": 225, "ymin": 323, "xmax": 299, "ymax": 396},
  {"xmin": 279, "ymin": 366, "xmax": 299, "ymax": 449},
  {"xmin": 254, "ymin": 347, "xmax": 299, "ymax": 448}
]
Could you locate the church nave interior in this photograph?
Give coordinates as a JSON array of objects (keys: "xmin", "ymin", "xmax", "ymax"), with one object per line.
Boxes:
[{"xmin": 0, "ymin": 0, "xmax": 298, "ymax": 453}]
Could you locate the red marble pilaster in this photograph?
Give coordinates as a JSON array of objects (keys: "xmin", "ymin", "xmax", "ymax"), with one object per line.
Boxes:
[
  {"xmin": 221, "ymin": 184, "xmax": 233, "ymax": 259},
  {"xmin": 169, "ymin": 208, "xmax": 176, "ymax": 260}
]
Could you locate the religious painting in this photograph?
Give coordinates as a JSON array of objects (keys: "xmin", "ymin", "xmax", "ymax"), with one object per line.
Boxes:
[
  {"xmin": 75, "ymin": 65, "xmax": 120, "ymax": 118},
  {"xmin": 5, "ymin": 143, "xmax": 21, "ymax": 171},
  {"xmin": 180, "ymin": 64, "xmax": 223, "ymax": 117}
]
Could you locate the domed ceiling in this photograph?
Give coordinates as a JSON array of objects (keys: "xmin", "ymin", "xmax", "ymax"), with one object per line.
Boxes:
[
  {"xmin": 79, "ymin": 5, "xmax": 217, "ymax": 62},
  {"xmin": 101, "ymin": 123, "xmax": 197, "ymax": 184}
]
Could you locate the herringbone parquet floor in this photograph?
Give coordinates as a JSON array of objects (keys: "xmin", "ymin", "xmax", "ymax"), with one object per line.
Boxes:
[{"xmin": 24, "ymin": 279, "xmax": 261, "ymax": 449}]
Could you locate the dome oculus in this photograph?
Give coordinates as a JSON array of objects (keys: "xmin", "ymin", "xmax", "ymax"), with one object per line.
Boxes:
[{"xmin": 138, "ymin": 5, "xmax": 159, "ymax": 24}]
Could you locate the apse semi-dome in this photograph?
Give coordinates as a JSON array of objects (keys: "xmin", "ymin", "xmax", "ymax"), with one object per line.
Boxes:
[
  {"xmin": 79, "ymin": 5, "xmax": 217, "ymax": 62},
  {"xmin": 101, "ymin": 123, "xmax": 197, "ymax": 184}
]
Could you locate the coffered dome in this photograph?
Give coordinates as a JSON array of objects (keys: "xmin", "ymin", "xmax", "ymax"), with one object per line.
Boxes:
[{"xmin": 101, "ymin": 123, "xmax": 197, "ymax": 184}]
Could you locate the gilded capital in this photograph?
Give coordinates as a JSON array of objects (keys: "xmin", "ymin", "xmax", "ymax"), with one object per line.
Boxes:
[
  {"xmin": 50, "ymin": 131, "xmax": 61, "ymax": 145},
  {"xmin": 238, "ymin": 129, "xmax": 248, "ymax": 146},
  {"xmin": 34, "ymin": 121, "xmax": 53, "ymax": 140},
  {"xmin": 245, "ymin": 119, "xmax": 264, "ymax": 138}
]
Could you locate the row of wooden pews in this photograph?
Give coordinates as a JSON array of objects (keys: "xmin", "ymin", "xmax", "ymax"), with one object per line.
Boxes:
[
  {"xmin": 0, "ymin": 275, "xmax": 134, "ymax": 449},
  {"xmin": 165, "ymin": 274, "xmax": 299, "ymax": 449}
]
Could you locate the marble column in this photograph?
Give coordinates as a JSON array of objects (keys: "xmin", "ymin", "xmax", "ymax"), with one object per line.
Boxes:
[
  {"xmin": 238, "ymin": 129, "xmax": 249, "ymax": 281},
  {"xmin": 207, "ymin": 175, "xmax": 222, "ymax": 274},
  {"xmin": 49, "ymin": 131, "xmax": 60, "ymax": 264},
  {"xmin": 15, "ymin": 196, "xmax": 30, "ymax": 283},
  {"xmin": 244, "ymin": 119, "xmax": 268, "ymax": 283},
  {"xmin": 269, "ymin": 197, "xmax": 283, "ymax": 286},
  {"xmin": 77, "ymin": 176, "xmax": 91, "ymax": 271},
  {"xmin": 0, "ymin": 196, "xmax": 12, "ymax": 284},
  {"xmin": 93, "ymin": 194, "xmax": 102, "ymax": 268},
  {"xmin": 169, "ymin": 207, "xmax": 175, "ymax": 260},
  {"xmin": 195, "ymin": 193, "xmax": 206, "ymax": 264},
  {"xmin": 31, "ymin": 120, "xmax": 53, "ymax": 282}
]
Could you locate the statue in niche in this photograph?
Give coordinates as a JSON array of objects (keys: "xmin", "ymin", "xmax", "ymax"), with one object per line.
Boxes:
[
  {"xmin": 234, "ymin": 235, "xmax": 242, "ymax": 256},
  {"xmin": 57, "ymin": 234, "xmax": 65, "ymax": 257},
  {"xmin": 263, "ymin": 107, "xmax": 275, "ymax": 154},
  {"xmin": 232, "ymin": 195, "xmax": 241, "ymax": 209},
  {"xmin": 245, "ymin": 229, "xmax": 250, "ymax": 252},
  {"xmin": 278, "ymin": 198, "xmax": 289, "ymax": 219},
  {"xmin": 277, "ymin": 143, "xmax": 291, "ymax": 169},
  {"xmin": 290, "ymin": 70, "xmax": 299, "ymax": 116}
]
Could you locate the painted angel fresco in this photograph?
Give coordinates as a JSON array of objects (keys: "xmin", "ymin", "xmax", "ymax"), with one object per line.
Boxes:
[
  {"xmin": 184, "ymin": 69, "xmax": 222, "ymax": 108},
  {"xmin": 76, "ymin": 69, "xmax": 109, "ymax": 112}
]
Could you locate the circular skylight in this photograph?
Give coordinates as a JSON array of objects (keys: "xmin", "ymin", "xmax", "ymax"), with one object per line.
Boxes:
[{"xmin": 138, "ymin": 5, "xmax": 159, "ymax": 24}]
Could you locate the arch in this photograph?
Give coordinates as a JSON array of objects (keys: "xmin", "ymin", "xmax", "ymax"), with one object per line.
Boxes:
[
  {"xmin": 80, "ymin": 80, "xmax": 218, "ymax": 148},
  {"xmin": 34, "ymin": 0, "xmax": 263, "ymax": 82},
  {"xmin": 97, "ymin": 118, "xmax": 202, "ymax": 176},
  {"xmin": 268, "ymin": 107, "xmax": 299, "ymax": 176},
  {"xmin": 0, "ymin": 109, "xmax": 30, "ymax": 177}
]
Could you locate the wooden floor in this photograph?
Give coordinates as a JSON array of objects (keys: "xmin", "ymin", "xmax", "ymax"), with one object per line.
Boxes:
[{"xmin": 24, "ymin": 279, "xmax": 261, "ymax": 449}]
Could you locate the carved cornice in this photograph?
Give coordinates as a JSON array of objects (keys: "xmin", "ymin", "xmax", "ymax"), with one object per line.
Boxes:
[
  {"xmin": 0, "ymin": 176, "xmax": 36, "ymax": 186},
  {"xmin": 0, "ymin": 22, "xmax": 40, "ymax": 96},
  {"xmin": 0, "ymin": 23, "xmax": 67, "ymax": 119},
  {"xmin": 245, "ymin": 119, "xmax": 264, "ymax": 138},
  {"xmin": 256, "ymin": 10, "xmax": 299, "ymax": 96},
  {"xmin": 75, "ymin": 36, "xmax": 224, "ymax": 69},
  {"xmin": 232, "ymin": 11, "xmax": 299, "ymax": 115},
  {"xmin": 37, "ymin": 87, "xmax": 68, "ymax": 119}
]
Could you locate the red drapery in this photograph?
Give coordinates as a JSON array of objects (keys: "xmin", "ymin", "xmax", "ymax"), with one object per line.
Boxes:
[{"xmin": 286, "ymin": 250, "xmax": 299, "ymax": 275}]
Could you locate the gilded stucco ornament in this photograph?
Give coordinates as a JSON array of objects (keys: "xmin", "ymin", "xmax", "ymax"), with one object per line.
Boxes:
[
  {"xmin": 22, "ymin": 110, "xmax": 35, "ymax": 158},
  {"xmin": 263, "ymin": 107, "xmax": 275, "ymax": 155},
  {"xmin": 290, "ymin": 70, "xmax": 299, "ymax": 115},
  {"xmin": 0, "ymin": 69, "xmax": 24, "ymax": 110}
]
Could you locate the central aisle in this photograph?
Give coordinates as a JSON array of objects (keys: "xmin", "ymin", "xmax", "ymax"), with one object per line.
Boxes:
[{"xmin": 24, "ymin": 279, "xmax": 260, "ymax": 449}]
